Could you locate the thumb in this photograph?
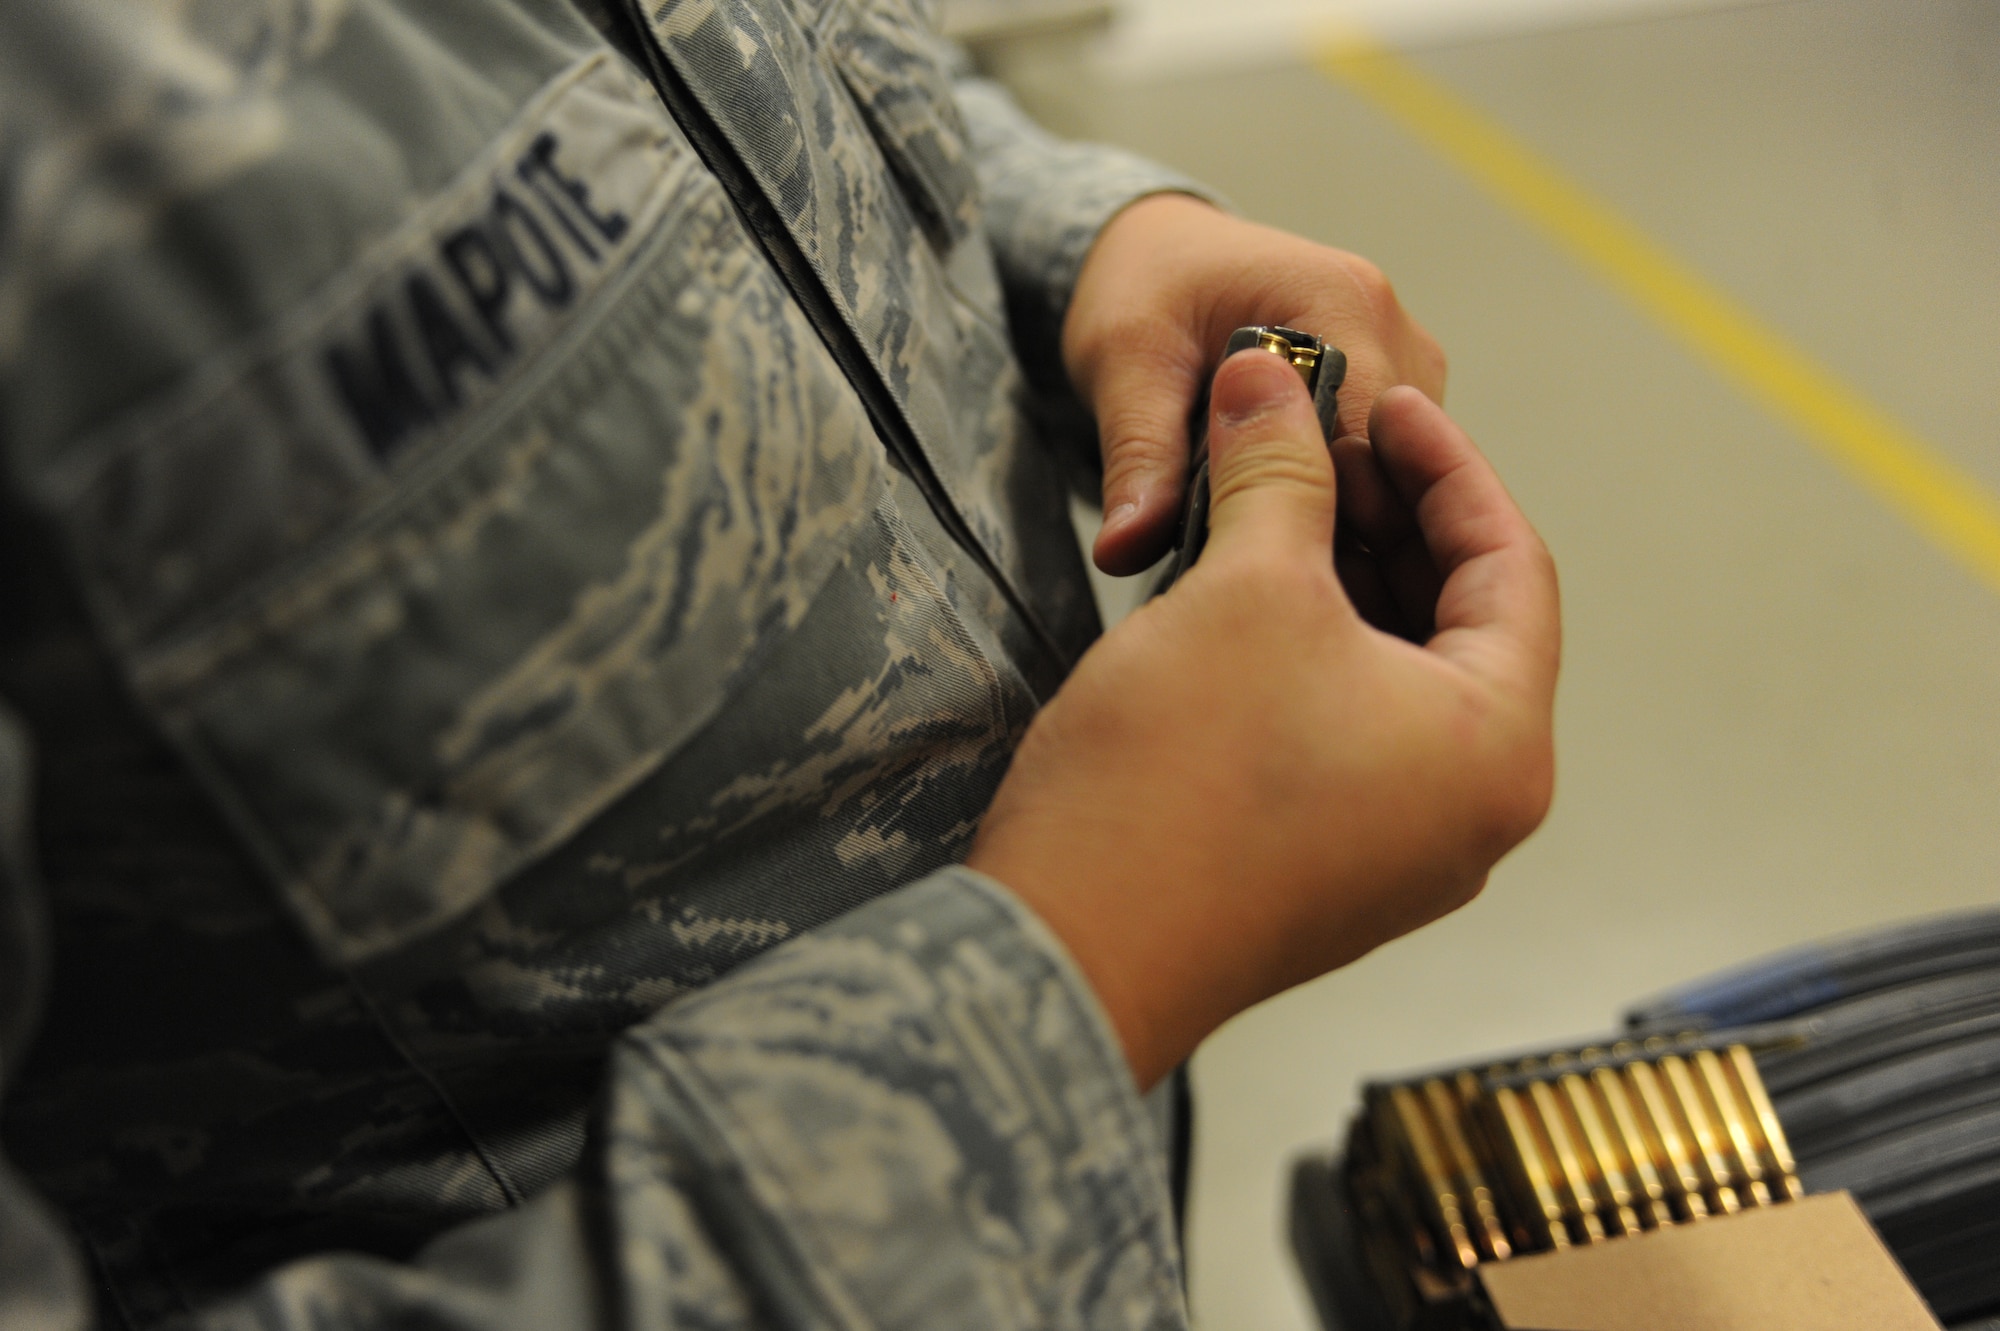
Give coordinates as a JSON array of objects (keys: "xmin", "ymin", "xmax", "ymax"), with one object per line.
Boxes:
[{"xmin": 1203, "ymin": 348, "xmax": 1338, "ymax": 563}]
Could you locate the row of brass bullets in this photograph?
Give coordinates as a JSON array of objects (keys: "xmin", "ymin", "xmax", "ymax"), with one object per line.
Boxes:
[
  {"xmin": 1365, "ymin": 1039, "xmax": 1804, "ymax": 1275},
  {"xmin": 1504, "ymin": 1039, "xmax": 1816, "ymax": 1247}
]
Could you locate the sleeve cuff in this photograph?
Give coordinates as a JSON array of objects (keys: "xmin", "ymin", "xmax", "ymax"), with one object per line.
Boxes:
[{"xmin": 620, "ymin": 865, "xmax": 1186, "ymax": 1331}]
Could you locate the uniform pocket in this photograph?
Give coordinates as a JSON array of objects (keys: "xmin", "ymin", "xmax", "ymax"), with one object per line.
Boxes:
[
  {"xmin": 821, "ymin": 0, "xmax": 981, "ymax": 249},
  {"xmin": 27, "ymin": 53, "xmax": 887, "ymax": 966}
]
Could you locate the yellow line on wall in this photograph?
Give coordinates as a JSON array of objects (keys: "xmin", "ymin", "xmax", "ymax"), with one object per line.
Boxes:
[{"xmin": 1314, "ymin": 31, "xmax": 2000, "ymax": 597}]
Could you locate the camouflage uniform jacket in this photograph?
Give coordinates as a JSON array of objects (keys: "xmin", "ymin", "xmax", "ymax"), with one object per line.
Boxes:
[{"xmin": 0, "ymin": 0, "xmax": 1204, "ymax": 1325}]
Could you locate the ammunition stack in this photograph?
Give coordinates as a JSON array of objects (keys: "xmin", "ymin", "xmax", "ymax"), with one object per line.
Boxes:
[
  {"xmin": 1342, "ymin": 1035, "xmax": 1803, "ymax": 1326},
  {"xmin": 1297, "ymin": 911, "xmax": 2000, "ymax": 1330}
]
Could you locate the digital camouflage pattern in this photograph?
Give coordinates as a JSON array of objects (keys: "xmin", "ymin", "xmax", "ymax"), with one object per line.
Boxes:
[{"xmin": 0, "ymin": 0, "xmax": 1209, "ymax": 1324}]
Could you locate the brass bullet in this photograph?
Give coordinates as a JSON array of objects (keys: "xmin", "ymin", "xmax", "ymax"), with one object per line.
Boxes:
[
  {"xmin": 1659, "ymin": 1054, "xmax": 1743, "ymax": 1214},
  {"xmin": 1590, "ymin": 1066, "xmax": 1669, "ymax": 1228},
  {"xmin": 1693, "ymin": 1048, "xmax": 1772, "ymax": 1207},
  {"xmin": 1623, "ymin": 1061, "xmax": 1710, "ymax": 1220},
  {"xmin": 1488, "ymin": 1084, "xmax": 1571, "ymax": 1250},
  {"xmin": 1723, "ymin": 1045, "xmax": 1805, "ymax": 1202},
  {"xmin": 1560, "ymin": 1072, "xmax": 1644, "ymax": 1235},
  {"xmin": 1527, "ymin": 1080, "xmax": 1606, "ymax": 1242}
]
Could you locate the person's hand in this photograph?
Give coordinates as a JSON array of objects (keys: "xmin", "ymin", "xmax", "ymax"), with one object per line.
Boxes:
[
  {"xmin": 967, "ymin": 351, "xmax": 1558, "ymax": 1090},
  {"xmin": 1063, "ymin": 193, "xmax": 1447, "ymax": 575}
]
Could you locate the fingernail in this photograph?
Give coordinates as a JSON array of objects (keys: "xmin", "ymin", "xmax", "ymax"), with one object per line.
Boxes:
[
  {"xmin": 1213, "ymin": 350, "xmax": 1296, "ymax": 426},
  {"xmin": 1103, "ymin": 501, "xmax": 1139, "ymax": 533}
]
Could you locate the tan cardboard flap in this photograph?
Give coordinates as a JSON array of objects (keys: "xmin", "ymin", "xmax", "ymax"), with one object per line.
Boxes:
[{"xmin": 1480, "ymin": 1192, "xmax": 1941, "ymax": 1331}]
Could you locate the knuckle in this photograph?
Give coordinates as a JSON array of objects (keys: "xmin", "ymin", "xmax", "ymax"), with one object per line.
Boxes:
[
  {"xmin": 1340, "ymin": 254, "xmax": 1397, "ymax": 314},
  {"xmin": 1211, "ymin": 446, "xmax": 1334, "ymax": 505},
  {"xmin": 1415, "ymin": 328, "xmax": 1448, "ymax": 386},
  {"xmin": 1099, "ymin": 440, "xmax": 1183, "ymax": 499},
  {"xmin": 1102, "ymin": 427, "xmax": 1182, "ymax": 469},
  {"xmin": 1441, "ymin": 686, "xmax": 1555, "ymax": 860},
  {"xmin": 1474, "ymin": 730, "xmax": 1555, "ymax": 853},
  {"xmin": 1514, "ymin": 533, "xmax": 1560, "ymax": 605},
  {"xmin": 1530, "ymin": 537, "xmax": 1559, "ymax": 588},
  {"xmin": 1438, "ymin": 870, "xmax": 1493, "ymax": 921}
]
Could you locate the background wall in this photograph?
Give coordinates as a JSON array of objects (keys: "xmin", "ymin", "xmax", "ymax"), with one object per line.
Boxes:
[{"xmin": 952, "ymin": 3, "xmax": 2000, "ymax": 1328}]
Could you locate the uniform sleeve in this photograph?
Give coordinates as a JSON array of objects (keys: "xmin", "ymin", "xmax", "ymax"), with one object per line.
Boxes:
[
  {"xmin": 953, "ymin": 72, "xmax": 1224, "ymax": 469},
  {"xmin": 0, "ymin": 780, "xmax": 1187, "ymax": 1331}
]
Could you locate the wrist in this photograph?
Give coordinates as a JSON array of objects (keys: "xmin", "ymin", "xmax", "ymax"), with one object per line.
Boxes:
[
  {"xmin": 967, "ymin": 802, "xmax": 1285, "ymax": 1093},
  {"xmin": 966, "ymin": 841, "xmax": 1183, "ymax": 1092}
]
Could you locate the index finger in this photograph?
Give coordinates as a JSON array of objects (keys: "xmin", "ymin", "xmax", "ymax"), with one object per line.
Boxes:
[{"xmin": 1367, "ymin": 387, "xmax": 1560, "ymax": 686}]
